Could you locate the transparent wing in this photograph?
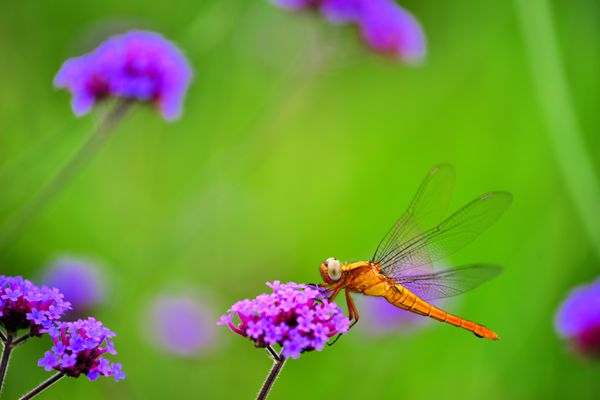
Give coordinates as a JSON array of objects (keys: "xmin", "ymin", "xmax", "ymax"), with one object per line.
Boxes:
[
  {"xmin": 379, "ymin": 191, "xmax": 512, "ymax": 277},
  {"xmin": 395, "ymin": 264, "xmax": 502, "ymax": 301},
  {"xmin": 371, "ymin": 164, "xmax": 455, "ymax": 268}
]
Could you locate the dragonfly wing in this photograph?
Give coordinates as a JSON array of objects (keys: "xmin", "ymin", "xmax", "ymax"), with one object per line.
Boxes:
[
  {"xmin": 395, "ymin": 264, "xmax": 502, "ymax": 301},
  {"xmin": 372, "ymin": 165, "xmax": 455, "ymax": 270},
  {"xmin": 379, "ymin": 191, "xmax": 512, "ymax": 277}
]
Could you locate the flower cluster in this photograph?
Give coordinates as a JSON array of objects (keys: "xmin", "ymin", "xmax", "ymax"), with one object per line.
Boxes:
[
  {"xmin": 38, "ymin": 317, "xmax": 125, "ymax": 381},
  {"xmin": 0, "ymin": 275, "xmax": 71, "ymax": 336},
  {"xmin": 219, "ymin": 281, "xmax": 350, "ymax": 359},
  {"xmin": 555, "ymin": 277, "xmax": 600, "ymax": 358},
  {"xmin": 273, "ymin": 0, "xmax": 426, "ymax": 62},
  {"xmin": 54, "ymin": 30, "xmax": 193, "ymax": 120}
]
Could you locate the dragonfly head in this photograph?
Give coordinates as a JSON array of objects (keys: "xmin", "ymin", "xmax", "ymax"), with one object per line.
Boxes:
[{"xmin": 320, "ymin": 257, "xmax": 342, "ymax": 284}]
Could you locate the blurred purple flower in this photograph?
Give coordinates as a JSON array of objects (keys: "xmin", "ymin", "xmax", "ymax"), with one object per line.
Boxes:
[
  {"xmin": 320, "ymin": 0, "xmax": 364, "ymax": 24},
  {"xmin": 54, "ymin": 30, "xmax": 193, "ymax": 120},
  {"xmin": 358, "ymin": 1, "xmax": 425, "ymax": 62},
  {"xmin": 271, "ymin": 0, "xmax": 426, "ymax": 62},
  {"xmin": 38, "ymin": 317, "xmax": 125, "ymax": 381},
  {"xmin": 43, "ymin": 257, "xmax": 105, "ymax": 318},
  {"xmin": 272, "ymin": 0, "xmax": 320, "ymax": 10},
  {"xmin": 147, "ymin": 294, "xmax": 216, "ymax": 357},
  {"xmin": 272, "ymin": 0, "xmax": 361, "ymax": 23},
  {"xmin": 556, "ymin": 277, "xmax": 600, "ymax": 358},
  {"xmin": 218, "ymin": 281, "xmax": 350, "ymax": 359},
  {"xmin": 0, "ymin": 276, "xmax": 70, "ymax": 336},
  {"xmin": 358, "ymin": 296, "xmax": 442, "ymax": 337}
]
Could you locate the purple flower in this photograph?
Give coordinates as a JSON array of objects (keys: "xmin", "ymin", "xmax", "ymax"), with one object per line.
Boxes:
[
  {"xmin": 43, "ymin": 257, "xmax": 106, "ymax": 319},
  {"xmin": 54, "ymin": 30, "xmax": 193, "ymax": 120},
  {"xmin": 272, "ymin": 0, "xmax": 364, "ymax": 23},
  {"xmin": 358, "ymin": 296, "xmax": 444, "ymax": 337},
  {"xmin": 358, "ymin": 0, "xmax": 426, "ymax": 63},
  {"xmin": 556, "ymin": 277, "xmax": 600, "ymax": 358},
  {"xmin": 146, "ymin": 294, "xmax": 216, "ymax": 357},
  {"xmin": 218, "ymin": 281, "xmax": 350, "ymax": 359},
  {"xmin": 38, "ymin": 317, "xmax": 125, "ymax": 381},
  {"xmin": 271, "ymin": 0, "xmax": 426, "ymax": 62},
  {"xmin": 272, "ymin": 0, "xmax": 356, "ymax": 20},
  {"xmin": 0, "ymin": 276, "xmax": 71, "ymax": 336},
  {"xmin": 320, "ymin": 0, "xmax": 364, "ymax": 24},
  {"xmin": 272, "ymin": 0, "xmax": 320, "ymax": 10}
]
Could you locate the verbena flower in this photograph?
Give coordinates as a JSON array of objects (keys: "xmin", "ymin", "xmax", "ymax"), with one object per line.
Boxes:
[
  {"xmin": 218, "ymin": 281, "xmax": 350, "ymax": 359},
  {"xmin": 38, "ymin": 317, "xmax": 125, "ymax": 381},
  {"xmin": 555, "ymin": 277, "xmax": 600, "ymax": 358},
  {"xmin": 147, "ymin": 294, "xmax": 216, "ymax": 357},
  {"xmin": 0, "ymin": 276, "xmax": 71, "ymax": 336},
  {"xmin": 54, "ymin": 30, "xmax": 193, "ymax": 120},
  {"xmin": 43, "ymin": 257, "xmax": 106, "ymax": 319},
  {"xmin": 271, "ymin": 0, "xmax": 425, "ymax": 62}
]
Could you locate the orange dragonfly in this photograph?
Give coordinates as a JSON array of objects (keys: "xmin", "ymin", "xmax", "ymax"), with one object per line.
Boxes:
[{"xmin": 319, "ymin": 165, "xmax": 511, "ymax": 340}]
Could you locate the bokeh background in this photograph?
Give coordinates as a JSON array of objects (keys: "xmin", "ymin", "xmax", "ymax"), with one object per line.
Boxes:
[{"xmin": 1, "ymin": 0, "xmax": 600, "ymax": 398}]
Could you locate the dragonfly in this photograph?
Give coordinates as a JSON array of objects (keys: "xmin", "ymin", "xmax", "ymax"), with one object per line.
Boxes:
[{"xmin": 319, "ymin": 165, "xmax": 511, "ymax": 340}]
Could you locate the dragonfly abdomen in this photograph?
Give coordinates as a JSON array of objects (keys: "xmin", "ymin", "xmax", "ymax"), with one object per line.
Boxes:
[{"xmin": 386, "ymin": 285, "xmax": 499, "ymax": 340}]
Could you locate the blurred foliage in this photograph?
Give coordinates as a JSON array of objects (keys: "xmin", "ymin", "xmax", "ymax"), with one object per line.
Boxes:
[{"xmin": 0, "ymin": 0, "xmax": 599, "ymax": 399}]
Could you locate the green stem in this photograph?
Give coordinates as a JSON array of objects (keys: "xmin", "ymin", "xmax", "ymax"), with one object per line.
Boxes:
[
  {"xmin": 19, "ymin": 373, "xmax": 64, "ymax": 400},
  {"xmin": 0, "ymin": 333, "xmax": 14, "ymax": 395},
  {"xmin": 256, "ymin": 348, "xmax": 286, "ymax": 400},
  {"xmin": 11, "ymin": 333, "xmax": 31, "ymax": 347},
  {"xmin": 0, "ymin": 99, "xmax": 132, "ymax": 252},
  {"xmin": 514, "ymin": 0, "xmax": 600, "ymax": 258}
]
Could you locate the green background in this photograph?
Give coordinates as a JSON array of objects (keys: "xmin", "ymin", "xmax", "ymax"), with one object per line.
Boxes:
[{"xmin": 1, "ymin": 0, "xmax": 599, "ymax": 398}]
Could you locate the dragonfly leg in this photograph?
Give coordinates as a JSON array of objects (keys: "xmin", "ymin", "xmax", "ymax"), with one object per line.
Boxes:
[
  {"xmin": 345, "ymin": 290, "xmax": 360, "ymax": 329},
  {"xmin": 327, "ymin": 332, "xmax": 345, "ymax": 346},
  {"xmin": 327, "ymin": 290, "xmax": 359, "ymax": 347},
  {"xmin": 328, "ymin": 285, "xmax": 343, "ymax": 302}
]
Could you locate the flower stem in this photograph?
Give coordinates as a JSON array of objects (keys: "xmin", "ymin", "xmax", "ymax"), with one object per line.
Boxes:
[
  {"xmin": 19, "ymin": 373, "xmax": 64, "ymax": 400},
  {"xmin": 265, "ymin": 345, "xmax": 280, "ymax": 361},
  {"xmin": 514, "ymin": 0, "xmax": 600, "ymax": 258},
  {"xmin": 0, "ymin": 99, "xmax": 132, "ymax": 252},
  {"xmin": 256, "ymin": 349, "xmax": 286, "ymax": 400},
  {"xmin": 0, "ymin": 333, "xmax": 14, "ymax": 395},
  {"xmin": 11, "ymin": 333, "xmax": 31, "ymax": 347},
  {"xmin": 0, "ymin": 331, "xmax": 6, "ymax": 342}
]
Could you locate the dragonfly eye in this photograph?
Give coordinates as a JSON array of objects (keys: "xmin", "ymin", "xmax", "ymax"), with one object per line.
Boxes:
[{"xmin": 326, "ymin": 258, "xmax": 342, "ymax": 281}]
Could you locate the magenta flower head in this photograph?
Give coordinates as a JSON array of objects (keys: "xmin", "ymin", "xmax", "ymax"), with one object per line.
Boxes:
[
  {"xmin": 147, "ymin": 294, "xmax": 216, "ymax": 357},
  {"xmin": 0, "ymin": 275, "xmax": 71, "ymax": 336},
  {"xmin": 43, "ymin": 257, "xmax": 106, "ymax": 319},
  {"xmin": 54, "ymin": 30, "xmax": 193, "ymax": 120},
  {"xmin": 38, "ymin": 317, "xmax": 125, "ymax": 381},
  {"xmin": 555, "ymin": 277, "xmax": 600, "ymax": 358},
  {"xmin": 218, "ymin": 281, "xmax": 350, "ymax": 359}
]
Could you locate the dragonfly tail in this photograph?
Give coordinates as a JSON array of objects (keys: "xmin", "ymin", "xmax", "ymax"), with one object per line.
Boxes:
[{"xmin": 386, "ymin": 285, "xmax": 500, "ymax": 340}]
